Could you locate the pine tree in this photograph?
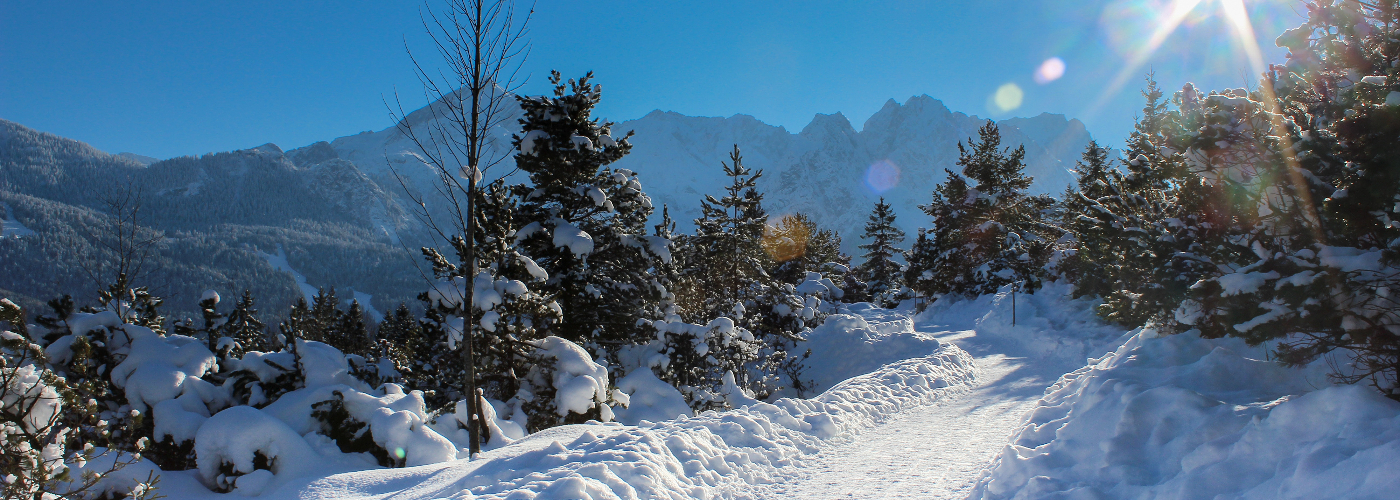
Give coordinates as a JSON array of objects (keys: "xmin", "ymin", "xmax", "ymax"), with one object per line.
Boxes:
[
  {"xmin": 324, "ymin": 299, "xmax": 370, "ymax": 356},
  {"xmin": 908, "ymin": 121, "xmax": 1057, "ymax": 299},
  {"xmin": 220, "ymin": 290, "xmax": 268, "ymax": 356},
  {"xmin": 375, "ymin": 304, "xmax": 427, "ymax": 387},
  {"xmin": 511, "ymin": 71, "xmax": 662, "ymax": 349},
  {"xmin": 765, "ymin": 213, "xmax": 844, "ymax": 286},
  {"xmin": 855, "ymin": 198, "xmax": 906, "ymax": 307},
  {"xmin": 687, "ymin": 145, "xmax": 770, "ymax": 322}
]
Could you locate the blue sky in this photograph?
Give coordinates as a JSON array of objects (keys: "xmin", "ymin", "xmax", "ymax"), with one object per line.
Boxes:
[{"xmin": 1, "ymin": 0, "xmax": 1302, "ymax": 160}]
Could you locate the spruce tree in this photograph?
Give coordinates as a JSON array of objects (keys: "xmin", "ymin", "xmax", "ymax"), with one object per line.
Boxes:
[
  {"xmin": 765, "ymin": 213, "xmax": 844, "ymax": 286},
  {"xmin": 855, "ymin": 197, "xmax": 906, "ymax": 307}
]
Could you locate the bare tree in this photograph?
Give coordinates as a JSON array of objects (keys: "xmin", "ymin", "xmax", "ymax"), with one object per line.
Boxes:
[
  {"xmin": 81, "ymin": 180, "xmax": 166, "ymax": 300},
  {"xmin": 391, "ymin": 0, "xmax": 531, "ymax": 457}
]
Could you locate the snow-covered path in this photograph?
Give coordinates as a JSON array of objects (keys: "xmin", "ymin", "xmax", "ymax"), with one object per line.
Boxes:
[{"xmin": 751, "ymin": 325, "xmax": 1086, "ymax": 499}]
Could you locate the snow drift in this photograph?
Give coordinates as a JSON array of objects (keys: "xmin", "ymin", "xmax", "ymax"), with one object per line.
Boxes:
[{"xmin": 972, "ymin": 328, "xmax": 1400, "ymax": 499}]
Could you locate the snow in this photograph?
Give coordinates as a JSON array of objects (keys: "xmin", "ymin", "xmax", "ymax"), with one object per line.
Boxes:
[
  {"xmin": 35, "ymin": 280, "xmax": 1398, "ymax": 500},
  {"xmin": 1216, "ymin": 270, "xmax": 1281, "ymax": 296},
  {"xmin": 110, "ymin": 333, "xmax": 219, "ymax": 413},
  {"xmin": 0, "ymin": 201, "xmax": 36, "ymax": 239},
  {"xmin": 349, "ymin": 290, "xmax": 382, "ymax": 320},
  {"xmin": 195, "ymin": 405, "xmax": 321, "ymax": 493},
  {"xmin": 550, "ymin": 218, "xmax": 595, "ymax": 256},
  {"xmin": 971, "ymin": 326, "xmax": 1400, "ymax": 499},
  {"xmin": 145, "ymin": 302, "xmax": 978, "ymax": 500},
  {"xmin": 535, "ymin": 336, "xmax": 612, "ymax": 416},
  {"xmin": 612, "ymin": 368, "xmax": 693, "ymax": 425},
  {"xmin": 256, "ymin": 245, "xmax": 318, "ymax": 303},
  {"xmin": 519, "ymin": 129, "xmax": 549, "ymax": 155}
]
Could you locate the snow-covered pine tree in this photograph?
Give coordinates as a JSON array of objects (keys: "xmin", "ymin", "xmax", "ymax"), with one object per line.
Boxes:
[
  {"xmin": 1060, "ymin": 78, "xmax": 1193, "ymax": 327},
  {"xmin": 764, "ymin": 213, "xmax": 844, "ymax": 287},
  {"xmin": 220, "ymin": 290, "xmax": 268, "ymax": 357},
  {"xmin": 511, "ymin": 71, "xmax": 662, "ymax": 351},
  {"xmin": 373, "ymin": 304, "xmax": 426, "ymax": 386},
  {"xmin": 1155, "ymin": 1, "xmax": 1400, "ymax": 398},
  {"xmin": 910, "ymin": 121, "xmax": 1057, "ymax": 299},
  {"xmin": 855, "ymin": 197, "xmax": 906, "ymax": 307},
  {"xmin": 683, "ymin": 146, "xmax": 824, "ymax": 398},
  {"xmin": 903, "ymin": 228, "xmax": 938, "ymax": 307},
  {"xmin": 1058, "ymin": 141, "xmax": 1124, "ymax": 295}
]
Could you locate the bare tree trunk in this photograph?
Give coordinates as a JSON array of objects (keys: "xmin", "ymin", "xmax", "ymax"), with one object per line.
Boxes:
[{"xmin": 393, "ymin": 0, "xmax": 531, "ymax": 458}]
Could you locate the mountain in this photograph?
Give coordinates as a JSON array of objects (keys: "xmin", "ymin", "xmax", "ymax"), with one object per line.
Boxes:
[
  {"xmin": 328, "ymin": 94, "xmax": 1104, "ymax": 254},
  {"xmin": 0, "ymin": 119, "xmax": 423, "ymax": 319},
  {"xmin": 1, "ymin": 93, "xmax": 1103, "ymax": 318}
]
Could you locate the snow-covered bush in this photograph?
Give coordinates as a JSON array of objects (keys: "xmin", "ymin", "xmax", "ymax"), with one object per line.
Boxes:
[
  {"xmin": 1, "ymin": 298, "xmax": 160, "ymax": 499},
  {"xmin": 627, "ymin": 316, "xmax": 762, "ymax": 411},
  {"xmin": 515, "ymin": 336, "xmax": 618, "ymax": 431}
]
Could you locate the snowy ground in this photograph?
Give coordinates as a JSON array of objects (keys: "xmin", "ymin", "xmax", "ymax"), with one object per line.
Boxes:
[
  {"xmin": 1, "ymin": 201, "xmax": 36, "ymax": 238},
  {"xmin": 118, "ymin": 282, "xmax": 1397, "ymax": 500},
  {"xmin": 148, "ymin": 300, "xmax": 988, "ymax": 499},
  {"xmin": 757, "ymin": 347, "xmax": 1069, "ymax": 499},
  {"xmin": 753, "ymin": 284, "xmax": 1126, "ymax": 499}
]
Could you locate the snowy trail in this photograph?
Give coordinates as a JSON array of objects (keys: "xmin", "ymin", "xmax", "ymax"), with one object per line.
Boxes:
[{"xmin": 751, "ymin": 327, "xmax": 1083, "ymax": 500}]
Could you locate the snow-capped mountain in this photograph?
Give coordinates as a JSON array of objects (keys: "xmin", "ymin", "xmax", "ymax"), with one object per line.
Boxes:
[{"xmin": 328, "ymin": 94, "xmax": 1103, "ymax": 253}]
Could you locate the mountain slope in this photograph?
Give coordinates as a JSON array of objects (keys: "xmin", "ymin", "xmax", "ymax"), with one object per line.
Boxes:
[{"xmin": 0, "ymin": 119, "xmax": 423, "ymax": 319}]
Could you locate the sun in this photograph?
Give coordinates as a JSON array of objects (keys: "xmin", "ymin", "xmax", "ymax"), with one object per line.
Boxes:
[{"xmin": 1087, "ymin": 0, "xmax": 1270, "ymax": 117}]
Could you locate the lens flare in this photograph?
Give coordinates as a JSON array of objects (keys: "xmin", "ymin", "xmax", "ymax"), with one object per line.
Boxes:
[
  {"xmin": 1034, "ymin": 57, "xmax": 1066, "ymax": 84},
  {"xmin": 1084, "ymin": 0, "xmax": 1205, "ymax": 118},
  {"xmin": 866, "ymin": 159, "xmax": 900, "ymax": 193},
  {"xmin": 992, "ymin": 83, "xmax": 1024, "ymax": 113}
]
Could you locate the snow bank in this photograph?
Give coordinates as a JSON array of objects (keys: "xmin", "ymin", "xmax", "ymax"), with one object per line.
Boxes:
[
  {"xmin": 290, "ymin": 344, "xmax": 970, "ymax": 499},
  {"xmin": 917, "ymin": 281, "xmax": 1126, "ymax": 362},
  {"xmin": 158, "ymin": 321, "xmax": 975, "ymax": 499},
  {"xmin": 971, "ymin": 328, "xmax": 1400, "ymax": 499},
  {"xmin": 612, "ymin": 368, "xmax": 693, "ymax": 425},
  {"xmin": 796, "ymin": 305, "xmax": 941, "ymax": 395},
  {"xmin": 195, "ymin": 405, "xmax": 320, "ymax": 494}
]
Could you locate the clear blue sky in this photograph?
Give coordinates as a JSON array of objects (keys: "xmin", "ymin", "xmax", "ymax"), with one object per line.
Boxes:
[{"xmin": 1, "ymin": 0, "xmax": 1302, "ymax": 160}]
